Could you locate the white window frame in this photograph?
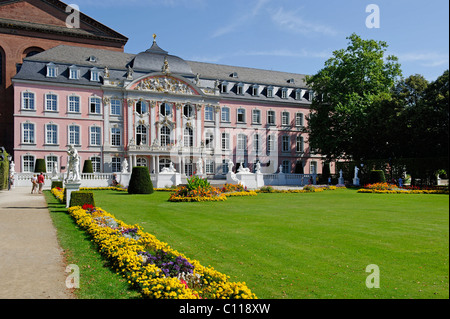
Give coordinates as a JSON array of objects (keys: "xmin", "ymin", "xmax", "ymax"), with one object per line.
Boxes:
[
  {"xmin": 282, "ymin": 160, "xmax": 290, "ymax": 174},
  {"xmin": 221, "ymin": 132, "xmax": 230, "ymax": 150},
  {"xmin": 21, "ymin": 91, "xmax": 35, "ymax": 110},
  {"xmin": 160, "ymin": 126, "xmax": 171, "ymax": 146},
  {"xmin": 110, "ymin": 99, "xmax": 121, "ymax": 116},
  {"xmin": 112, "ymin": 157, "xmax": 121, "ymax": 172},
  {"xmin": 22, "ymin": 122, "xmax": 35, "ymax": 144},
  {"xmin": 45, "ymin": 123, "xmax": 58, "ymax": 145},
  {"xmin": 296, "ymin": 136, "xmax": 304, "ymax": 152},
  {"xmin": 46, "ymin": 155, "xmax": 59, "ymax": 173},
  {"xmin": 281, "ymin": 88, "xmax": 288, "ymax": 99},
  {"xmin": 159, "ymin": 102, "xmax": 171, "ymax": 117},
  {"xmin": 69, "ymin": 65, "xmax": 80, "ymax": 80},
  {"xmin": 310, "ymin": 161, "xmax": 318, "ymax": 175},
  {"xmin": 267, "ymin": 110, "xmax": 275, "ymax": 125},
  {"xmin": 205, "ymin": 159, "xmax": 215, "ymax": 174},
  {"xmin": 221, "ymin": 106, "xmax": 230, "ymax": 122},
  {"xmin": 89, "ymin": 96, "xmax": 102, "ymax": 115},
  {"xmin": 282, "ymin": 111, "xmax": 290, "ymax": 126},
  {"xmin": 253, "ymin": 133, "xmax": 260, "ymax": 152},
  {"xmin": 90, "ymin": 126, "xmax": 101, "ymax": 146},
  {"xmin": 252, "ymin": 85, "xmax": 259, "ymax": 96},
  {"xmin": 295, "ymin": 112, "xmax": 304, "ymax": 127},
  {"xmin": 136, "ymin": 125, "xmax": 148, "ymax": 146},
  {"xmin": 46, "ymin": 63, "xmax": 58, "ymax": 78},
  {"xmin": 267, "ymin": 134, "xmax": 275, "ymax": 152},
  {"xmin": 111, "ymin": 127, "xmax": 121, "ymax": 146},
  {"xmin": 91, "ymin": 156, "xmax": 102, "ymax": 173},
  {"xmin": 90, "ymin": 67, "xmax": 99, "ymax": 82},
  {"xmin": 252, "ymin": 109, "xmax": 261, "ymax": 124},
  {"xmin": 184, "ymin": 127, "xmax": 194, "ymax": 147},
  {"xmin": 267, "ymin": 86, "xmax": 274, "ymax": 98},
  {"xmin": 204, "ymin": 105, "xmax": 214, "ymax": 121},
  {"xmin": 68, "ymin": 94, "xmax": 81, "ymax": 113},
  {"xmin": 136, "ymin": 157, "xmax": 148, "ymax": 167},
  {"xmin": 45, "ymin": 93, "xmax": 58, "ymax": 112},
  {"xmin": 205, "ymin": 132, "xmax": 214, "ymax": 150},
  {"xmin": 282, "ymin": 135, "xmax": 290, "ymax": 152},
  {"xmin": 237, "ymin": 134, "xmax": 247, "ymax": 151},
  {"xmin": 136, "ymin": 101, "xmax": 148, "ymax": 115},
  {"xmin": 68, "ymin": 124, "xmax": 81, "ymax": 146},
  {"xmin": 236, "ymin": 83, "xmax": 244, "ymax": 95},
  {"xmin": 22, "ymin": 154, "xmax": 35, "ymax": 173},
  {"xmin": 237, "ymin": 108, "xmax": 246, "ymax": 123}
]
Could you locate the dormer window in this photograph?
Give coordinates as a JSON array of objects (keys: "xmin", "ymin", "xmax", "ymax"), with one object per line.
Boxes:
[
  {"xmin": 88, "ymin": 56, "xmax": 97, "ymax": 63},
  {"xmin": 236, "ymin": 83, "xmax": 244, "ymax": 95},
  {"xmin": 46, "ymin": 62, "xmax": 58, "ymax": 78},
  {"xmin": 69, "ymin": 65, "xmax": 80, "ymax": 80},
  {"xmin": 267, "ymin": 86, "xmax": 274, "ymax": 98},
  {"xmin": 251, "ymin": 84, "xmax": 259, "ymax": 96},
  {"xmin": 281, "ymin": 88, "xmax": 288, "ymax": 99},
  {"xmin": 309, "ymin": 90, "xmax": 315, "ymax": 101},
  {"xmin": 90, "ymin": 67, "xmax": 99, "ymax": 82},
  {"xmin": 295, "ymin": 89, "xmax": 302, "ymax": 100},
  {"xmin": 220, "ymin": 81, "xmax": 229, "ymax": 93},
  {"xmin": 230, "ymin": 72, "xmax": 238, "ymax": 78},
  {"xmin": 287, "ymin": 78, "xmax": 295, "ymax": 84}
]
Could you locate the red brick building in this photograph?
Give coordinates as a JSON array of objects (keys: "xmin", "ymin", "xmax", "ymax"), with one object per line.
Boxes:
[{"xmin": 0, "ymin": 0, "xmax": 128, "ymax": 154}]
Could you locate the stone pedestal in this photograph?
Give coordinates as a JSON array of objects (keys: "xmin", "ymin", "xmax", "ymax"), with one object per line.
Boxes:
[
  {"xmin": 156, "ymin": 173, "xmax": 182, "ymax": 188},
  {"xmin": 353, "ymin": 178, "xmax": 360, "ymax": 186},
  {"xmin": 338, "ymin": 177, "xmax": 345, "ymax": 185},
  {"xmin": 119, "ymin": 173, "xmax": 131, "ymax": 188},
  {"xmin": 65, "ymin": 181, "xmax": 81, "ymax": 208}
]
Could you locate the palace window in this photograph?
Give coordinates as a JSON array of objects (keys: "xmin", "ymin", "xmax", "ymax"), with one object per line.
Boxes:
[
  {"xmin": 45, "ymin": 93, "xmax": 58, "ymax": 112},
  {"xmin": 220, "ymin": 81, "xmax": 228, "ymax": 93},
  {"xmin": 68, "ymin": 125, "xmax": 80, "ymax": 145},
  {"xmin": 137, "ymin": 157, "xmax": 148, "ymax": 167},
  {"xmin": 221, "ymin": 133, "xmax": 230, "ymax": 150},
  {"xmin": 68, "ymin": 95, "xmax": 80, "ymax": 113},
  {"xmin": 159, "ymin": 158, "xmax": 171, "ymax": 172},
  {"xmin": 310, "ymin": 161, "xmax": 317, "ymax": 174},
  {"xmin": 236, "ymin": 83, "xmax": 244, "ymax": 95},
  {"xmin": 91, "ymin": 156, "xmax": 101, "ymax": 173},
  {"xmin": 267, "ymin": 110, "xmax": 275, "ymax": 125},
  {"xmin": 252, "ymin": 85, "xmax": 259, "ymax": 96},
  {"xmin": 281, "ymin": 88, "xmax": 288, "ymax": 99},
  {"xmin": 46, "ymin": 156, "xmax": 58, "ymax": 173},
  {"xmin": 111, "ymin": 99, "xmax": 121, "ymax": 116},
  {"xmin": 46, "ymin": 63, "xmax": 58, "ymax": 78},
  {"xmin": 22, "ymin": 92, "xmax": 35, "ymax": 110},
  {"xmin": 45, "ymin": 124, "xmax": 58, "ymax": 145},
  {"xmin": 90, "ymin": 126, "xmax": 101, "ymax": 146},
  {"xmin": 295, "ymin": 89, "xmax": 302, "ymax": 100},
  {"xmin": 205, "ymin": 132, "xmax": 214, "ymax": 149},
  {"xmin": 282, "ymin": 160, "xmax": 290, "ymax": 174},
  {"xmin": 205, "ymin": 159, "xmax": 215, "ymax": 174},
  {"xmin": 111, "ymin": 127, "xmax": 121, "ymax": 146},
  {"xmin": 282, "ymin": 111, "xmax": 290, "ymax": 126},
  {"xmin": 184, "ymin": 127, "xmax": 193, "ymax": 147},
  {"xmin": 222, "ymin": 159, "xmax": 229, "ymax": 175},
  {"xmin": 23, "ymin": 155, "xmax": 35, "ymax": 173},
  {"xmin": 253, "ymin": 133, "xmax": 260, "ymax": 152},
  {"xmin": 237, "ymin": 108, "xmax": 246, "ymax": 123},
  {"xmin": 69, "ymin": 65, "xmax": 80, "ymax": 80},
  {"xmin": 237, "ymin": 134, "xmax": 247, "ymax": 151},
  {"xmin": 296, "ymin": 136, "xmax": 304, "ymax": 152},
  {"xmin": 160, "ymin": 103, "xmax": 171, "ymax": 116},
  {"xmin": 112, "ymin": 157, "xmax": 121, "ymax": 172},
  {"xmin": 183, "ymin": 104, "xmax": 194, "ymax": 118},
  {"xmin": 267, "ymin": 135, "xmax": 275, "ymax": 152},
  {"xmin": 136, "ymin": 125, "xmax": 147, "ymax": 146},
  {"xmin": 22, "ymin": 122, "xmax": 35, "ymax": 144},
  {"xmin": 160, "ymin": 126, "xmax": 171, "ymax": 146},
  {"xmin": 267, "ymin": 86, "xmax": 274, "ymax": 98},
  {"xmin": 204, "ymin": 105, "xmax": 214, "ymax": 121},
  {"xmin": 295, "ymin": 112, "xmax": 304, "ymax": 127},
  {"xmin": 136, "ymin": 101, "xmax": 148, "ymax": 115},
  {"xmin": 282, "ymin": 135, "xmax": 290, "ymax": 152},
  {"xmin": 90, "ymin": 67, "xmax": 99, "ymax": 82},
  {"xmin": 252, "ymin": 109, "xmax": 261, "ymax": 124},
  {"xmin": 221, "ymin": 106, "xmax": 230, "ymax": 122},
  {"xmin": 90, "ymin": 97, "xmax": 102, "ymax": 114}
]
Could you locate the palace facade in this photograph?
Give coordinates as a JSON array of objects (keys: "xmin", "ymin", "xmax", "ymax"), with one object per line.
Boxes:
[{"xmin": 12, "ymin": 38, "xmax": 332, "ymax": 179}]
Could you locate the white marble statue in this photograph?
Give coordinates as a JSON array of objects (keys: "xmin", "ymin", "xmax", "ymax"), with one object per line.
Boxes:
[
  {"xmin": 196, "ymin": 158, "xmax": 204, "ymax": 175},
  {"xmin": 121, "ymin": 159, "xmax": 129, "ymax": 173},
  {"xmin": 354, "ymin": 166, "xmax": 359, "ymax": 179},
  {"xmin": 339, "ymin": 169, "xmax": 343, "ymax": 179},
  {"xmin": 279, "ymin": 165, "xmax": 284, "ymax": 174},
  {"xmin": 227, "ymin": 159, "xmax": 234, "ymax": 173},
  {"xmin": 255, "ymin": 161, "xmax": 261, "ymax": 174},
  {"xmin": 237, "ymin": 162, "xmax": 250, "ymax": 173},
  {"xmin": 65, "ymin": 145, "xmax": 81, "ymax": 182}
]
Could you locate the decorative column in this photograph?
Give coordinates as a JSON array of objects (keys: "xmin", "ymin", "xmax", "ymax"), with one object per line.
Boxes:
[
  {"xmin": 127, "ymin": 98, "xmax": 134, "ymax": 147},
  {"xmin": 196, "ymin": 104, "xmax": 202, "ymax": 148},
  {"xmin": 103, "ymin": 97, "xmax": 111, "ymax": 145}
]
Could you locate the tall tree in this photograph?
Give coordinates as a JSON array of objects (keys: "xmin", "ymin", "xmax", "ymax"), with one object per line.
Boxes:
[{"xmin": 306, "ymin": 33, "xmax": 402, "ymax": 162}]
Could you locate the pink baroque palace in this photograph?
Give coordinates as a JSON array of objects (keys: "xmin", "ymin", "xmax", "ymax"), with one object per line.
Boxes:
[{"xmin": 12, "ymin": 37, "xmax": 333, "ymax": 180}]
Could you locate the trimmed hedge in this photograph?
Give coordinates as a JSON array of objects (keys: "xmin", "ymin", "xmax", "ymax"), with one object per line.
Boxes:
[
  {"xmin": 70, "ymin": 191, "xmax": 95, "ymax": 207},
  {"xmin": 128, "ymin": 167, "xmax": 154, "ymax": 194},
  {"xmin": 34, "ymin": 158, "xmax": 46, "ymax": 173},
  {"xmin": 369, "ymin": 170, "xmax": 386, "ymax": 183},
  {"xmin": 82, "ymin": 160, "xmax": 94, "ymax": 173},
  {"xmin": 0, "ymin": 148, "xmax": 9, "ymax": 190}
]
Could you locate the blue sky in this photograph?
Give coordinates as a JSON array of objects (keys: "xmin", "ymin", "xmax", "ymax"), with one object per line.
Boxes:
[{"xmin": 73, "ymin": 0, "xmax": 448, "ymax": 81}]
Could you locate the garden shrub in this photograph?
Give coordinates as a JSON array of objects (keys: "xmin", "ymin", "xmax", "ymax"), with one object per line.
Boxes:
[
  {"xmin": 369, "ymin": 170, "xmax": 386, "ymax": 183},
  {"xmin": 128, "ymin": 166, "xmax": 154, "ymax": 194},
  {"xmin": 51, "ymin": 181, "xmax": 63, "ymax": 189},
  {"xmin": 82, "ymin": 159, "xmax": 94, "ymax": 173},
  {"xmin": 0, "ymin": 148, "xmax": 9, "ymax": 190},
  {"xmin": 34, "ymin": 158, "xmax": 46, "ymax": 173},
  {"xmin": 70, "ymin": 191, "xmax": 95, "ymax": 207}
]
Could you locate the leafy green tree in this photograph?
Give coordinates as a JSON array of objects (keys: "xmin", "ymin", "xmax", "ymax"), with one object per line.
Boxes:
[{"xmin": 306, "ymin": 33, "xmax": 402, "ymax": 162}]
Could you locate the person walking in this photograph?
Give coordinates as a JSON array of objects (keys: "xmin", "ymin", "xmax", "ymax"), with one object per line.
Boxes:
[
  {"xmin": 31, "ymin": 174, "xmax": 38, "ymax": 194},
  {"xmin": 37, "ymin": 172, "xmax": 45, "ymax": 194}
]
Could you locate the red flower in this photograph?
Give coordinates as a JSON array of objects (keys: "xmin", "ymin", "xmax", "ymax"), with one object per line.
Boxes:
[{"xmin": 82, "ymin": 204, "xmax": 94, "ymax": 210}]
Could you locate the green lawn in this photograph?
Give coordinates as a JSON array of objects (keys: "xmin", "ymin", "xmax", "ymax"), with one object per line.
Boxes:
[{"xmin": 46, "ymin": 189, "xmax": 449, "ymax": 299}]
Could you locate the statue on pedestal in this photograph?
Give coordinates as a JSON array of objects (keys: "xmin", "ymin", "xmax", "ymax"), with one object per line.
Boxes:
[{"xmin": 65, "ymin": 145, "xmax": 81, "ymax": 182}]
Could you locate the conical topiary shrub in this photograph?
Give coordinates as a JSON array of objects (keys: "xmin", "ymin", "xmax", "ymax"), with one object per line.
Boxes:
[
  {"xmin": 83, "ymin": 159, "xmax": 94, "ymax": 173},
  {"xmin": 128, "ymin": 166, "xmax": 154, "ymax": 194},
  {"xmin": 34, "ymin": 158, "xmax": 46, "ymax": 173}
]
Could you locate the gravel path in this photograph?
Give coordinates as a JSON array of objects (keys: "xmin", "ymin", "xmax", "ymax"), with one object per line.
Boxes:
[{"xmin": 0, "ymin": 187, "xmax": 74, "ymax": 299}]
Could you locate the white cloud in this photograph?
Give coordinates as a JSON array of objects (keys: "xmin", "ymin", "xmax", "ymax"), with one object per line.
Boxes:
[
  {"xmin": 395, "ymin": 52, "xmax": 449, "ymax": 68},
  {"xmin": 270, "ymin": 7, "xmax": 337, "ymax": 36}
]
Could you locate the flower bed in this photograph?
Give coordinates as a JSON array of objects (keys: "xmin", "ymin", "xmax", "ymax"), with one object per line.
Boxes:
[
  {"xmin": 59, "ymin": 201, "xmax": 256, "ymax": 299},
  {"xmin": 358, "ymin": 182, "xmax": 449, "ymax": 194}
]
